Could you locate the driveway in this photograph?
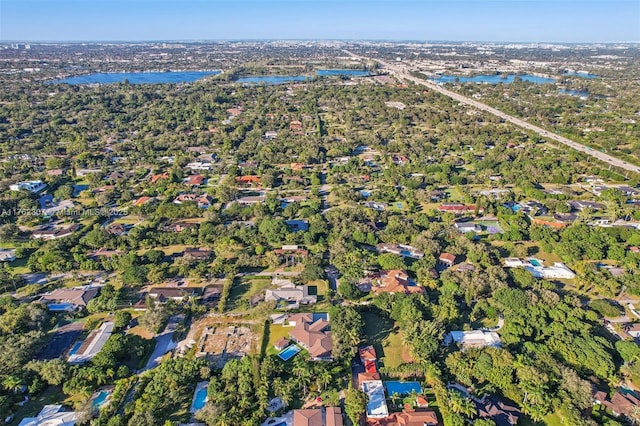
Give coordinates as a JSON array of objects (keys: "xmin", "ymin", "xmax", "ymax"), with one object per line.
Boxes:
[{"xmin": 142, "ymin": 315, "xmax": 181, "ymax": 371}]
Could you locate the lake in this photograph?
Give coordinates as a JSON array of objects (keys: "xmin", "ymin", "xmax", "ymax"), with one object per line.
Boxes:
[
  {"xmin": 236, "ymin": 69, "xmax": 370, "ymax": 85},
  {"xmin": 316, "ymin": 69, "xmax": 370, "ymax": 77},
  {"xmin": 236, "ymin": 75, "xmax": 311, "ymax": 85},
  {"xmin": 432, "ymin": 74, "xmax": 555, "ymax": 84},
  {"xmin": 54, "ymin": 70, "xmax": 221, "ymax": 85}
]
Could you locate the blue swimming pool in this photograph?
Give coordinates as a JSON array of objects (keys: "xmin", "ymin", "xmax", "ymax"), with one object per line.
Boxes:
[
  {"xmin": 529, "ymin": 259, "xmax": 542, "ymax": 267},
  {"xmin": 192, "ymin": 387, "xmax": 208, "ymax": 411},
  {"xmin": 69, "ymin": 341, "xmax": 83, "ymax": 356},
  {"xmin": 278, "ymin": 344, "xmax": 301, "ymax": 361},
  {"xmin": 385, "ymin": 381, "xmax": 423, "ymax": 396},
  {"xmin": 92, "ymin": 390, "xmax": 110, "ymax": 408}
]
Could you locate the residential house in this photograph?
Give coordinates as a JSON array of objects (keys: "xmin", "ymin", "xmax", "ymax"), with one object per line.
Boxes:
[
  {"xmin": 292, "ymin": 407, "xmax": 343, "ymax": 426},
  {"xmin": 183, "ymin": 248, "xmax": 212, "ymax": 261},
  {"xmin": 148, "ymin": 287, "xmax": 199, "ymax": 302},
  {"xmin": 364, "ymin": 201, "xmax": 387, "ymax": 211},
  {"xmin": 475, "ymin": 396, "xmax": 521, "ymax": 426},
  {"xmin": 438, "ymin": 203, "xmax": 483, "ymax": 215},
  {"xmin": 453, "ymin": 222, "xmax": 482, "ymax": 234},
  {"xmin": 376, "ymin": 243, "xmax": 424, "ymax": 259},
  {"xmin": 445, "ymin": 330, "xmax": 502, "ymax": 350},
  {"xmin": 106, "ymin": 223, "xmax": 127, "ymax": 236},
  {"xmin": 389, "ymin": 409, "xmax": 439, "ymax": 426},
  {"xmin": 46, "ymin": 169, "xmax": 64, "ymax": 176},
  {"xmin": 76, "ymin": 169, "xmax": 101, "ymax": 177},
  {"xmin": 18, "ymin": 405, "xmax": 77, "ymax": 426},
  {"xmin": 105, "ymin": 171, "xmax": 126, "ymax": 182},
  {"xmin": 235, "ymin": 175, "xmax": 261, "ymax": 185},
  {"xmin": 290, "ymin": 121, "xmax": 303, "ymax": 133},
  {"xmin": 623, "ymin": 323, "xmax": 640, "ymax": 339},
  {"xmin": 265, "ymin": 279, "xmax": 317, "ymax": 309},
  {"xmin": 371, "ymin": 270, "xmax": 426, "ymax": 295},
  {"xmin": 40, "ymin": 286, "xmax": 99, "ymax": 311},
  {"xmin": 185, "ymin": 162, "xmax": 212, "ymax": 171},
  {"xmin": 185, "ymin": 174, "xmax": 205, "ymax": 186},
  {"xmin": 568, "ymin": 200, "xmax": 605, "ymax": 211},
  {"xmin": 133, "ymin": 196, "xmax": 154, "ymax": 206},
  {"xmin": 161, "ymin": 221, "xmax": 198, "ymax": 232},
  {"xmin": 359, "ymin": 345, "xmax": 377, "ymax": 363},
  {"xmin": 9, "ymin": 180, "xmax": 47, "ymax": 193},
  {"xmin": 273, "ymin": 245, "xmax": 309, "ymax": 266},
  {"xmin": 174, "ymin": 193, "xmax": 212, "ymax": 209},
  {"xmin": 594, "ymin": 389, "xmax": 640, "ymax": 418},
  {"xmin": 526, "ymin": 262, "xmax": 576, "ymax": 279},
  {"xmin": 234, "ymin": 195, "xmax": 265, "ymax": 205},
  {"xmin": 362, "ymin": 380, "xmax": 389, "ymax": 419},
  {"xmin": 0, "ymin": 249, "xmax": 16, "ymax": 262},
  {"xmin": 68, "ymin": 321, "xmax": 114, "ymax": 364},
  {"xmin": 150, "ymin": 172, "xmax": 170, "ymax": 183},
  {"xmin": 274, "ymin": 337, "xmax": 290, "ymax": 351},
  {"xmin": 32, "ymin": 224, "xmax": 79, "ymax": 240},
  {"xmin": 287, "ymin": 313, "xmax": 333, "ymax": 360},
  {"xmin": 438, "ymin": 253, "xmax": 456, "ymax": 268},
  {"xmin": 264, "ymin": 130, "xmax": 278, "ymax": 140}
]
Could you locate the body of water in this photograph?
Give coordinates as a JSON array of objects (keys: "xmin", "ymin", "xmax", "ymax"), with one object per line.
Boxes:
[
  {"xmin": 316, "ymin": 69, "xmax": 370, "ymax": 77},
  {"xmin": 54, "ymin": 70, "xmax": 220, "ymax": 85},
  {"xmin": 236, "ymin": 75, "xmax": 310, "ymax": 85},
  {"xmin": 92, "ymin": 390, "xmax": 110, "ymax": 408},
  {"xmin": 559, "ymin": 89, "xmax": 589, "ymax": 97},
  {"xmin": 433, "ymin": 74, "xmax": 555, "ymax": 84},
  {"xmin": 192, "ymin": 388, "xmax": 208, "ymax": 411}
]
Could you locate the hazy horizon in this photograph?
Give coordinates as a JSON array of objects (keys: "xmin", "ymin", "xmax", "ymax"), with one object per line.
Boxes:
[{"xmin": 1, "ymin": 0, "xmax": 639, "ymax": 43}]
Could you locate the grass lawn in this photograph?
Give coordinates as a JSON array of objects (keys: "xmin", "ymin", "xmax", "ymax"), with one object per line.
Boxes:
[
  {"xmin": 362, "ymin": 312, "xmax": 408, "ymax": 370},
  {"xmin": 266, "ymin": 323, "xmax": 293, "ymax": 356},
  {"xmin": 7, "ymin": 257, "xmax": 30, "ymax": 275},
  {"xmin": 228, "ymin": 277, "xmax": 271, "ymax": 310},
  {"xmin": 9, "ymin": 386, "xmax": 65, "ymax": 426}
]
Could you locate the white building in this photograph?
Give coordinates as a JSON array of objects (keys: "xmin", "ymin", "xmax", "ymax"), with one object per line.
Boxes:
[
  {"xmin": 446, "ymin": 330, "xmax": 502, "ymax": 350},
  {"xmin": 9, "ymin": 180, "xmax": 47, "ymax": 193},
  {"xmin": 0, "ymin": 249, "xmax": 16, "ymax": 262},
  {"xmin": 362, "ymin": 380, "xmax": 389, "ymax": 419},
  {"xmin": 526, "ymin": 262, "xmax": 576, "ymax": 279},
  {"xmin": 18, "ymin": 405, "xmax": 77, "ymax": 426},
  {"xmin": 68, "ymin": 322, "xmax": 114, "ymax": 364},
  {"xmin": 185, "ymin": 162, "xmax": 212, "ymax": 171}
]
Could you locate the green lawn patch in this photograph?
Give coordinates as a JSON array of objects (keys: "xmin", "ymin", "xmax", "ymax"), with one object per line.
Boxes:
[
  {"xmin": 266, "ymin": 323, "xmax": 293, "ymax": 356},
  {"xmin": 9, "ymin": 386, "xmax": 65, "ymax": 426},
  {"xmin": 362, "ymin": 312, "xmax": 406, "ymax": 370}
]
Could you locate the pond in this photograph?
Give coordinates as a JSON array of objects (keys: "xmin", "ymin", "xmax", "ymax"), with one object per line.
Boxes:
[{"xmin": 54, "ymin": 70, "xmax": 221, "ymax": 85}]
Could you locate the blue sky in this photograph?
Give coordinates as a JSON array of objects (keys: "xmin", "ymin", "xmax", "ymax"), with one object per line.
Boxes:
[{"xmin": 1, "ymin": 0, "xmax": 638, "ymax": 42}]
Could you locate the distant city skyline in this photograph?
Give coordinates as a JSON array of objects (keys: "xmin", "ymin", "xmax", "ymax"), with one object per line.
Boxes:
[{"xmin": 1, "ymin": 0, "xmax": 638, "ymax": 43}]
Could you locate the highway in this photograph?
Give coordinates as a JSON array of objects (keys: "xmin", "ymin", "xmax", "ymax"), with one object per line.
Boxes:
[{"xmin": 346, "ymin": 51, "xmax": 640, "ymax": 175}]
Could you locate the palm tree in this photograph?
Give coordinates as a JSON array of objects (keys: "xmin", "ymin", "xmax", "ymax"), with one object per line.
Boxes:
[
  {"xmin": 2, "ymin": 375, "xmax": 22, "ymax": 393},
  {"xmin": 318, "ymin": 368, "xmax": 333, "ymax": 391}
]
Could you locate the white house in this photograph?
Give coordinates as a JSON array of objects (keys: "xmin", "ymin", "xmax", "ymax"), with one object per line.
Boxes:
[
  {"xmin": 18, "ymin": 405, "xmax": 77, "ymax": 426},
  {"xmin": 9, "ymin": 180, "xmax": 47, "ymax": 193},
  {"xmin": 0, "ymin": 249, "xmax": 16, "ymax": 262},
  {"xmin": 526, "ymin": 262, "xmax": 576, "ymax": 279},
  {"xmin": 185, "ymin": 162, "xmax": 212, "ymax": 171},
  {"xmin": 446, "ymin": 330, "xmax": 502, "ymax": 350}
]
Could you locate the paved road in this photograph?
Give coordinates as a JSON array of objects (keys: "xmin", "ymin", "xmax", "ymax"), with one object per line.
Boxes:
[{"xmin": 346, "ymin": 50, "xmax": 640, "ymax": 175}]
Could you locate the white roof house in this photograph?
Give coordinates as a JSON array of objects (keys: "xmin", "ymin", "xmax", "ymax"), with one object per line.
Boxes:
[
  {"xmin": 0, "ymin": 249, "xmax": 16, "ymax": 262},
  {"xmin": 525, "ymin": 262, "xmax": 576, "ymax": 279},
  {"xmin": 9, "ymin": 180, "xmax": 47, "ymax": 193},
  {"xmin": 68, "ymin": 321, "xmax": 114, "ymax": 364},
  {"xmin": 446, "ymin": 330, "xmax": 502, "ymax": 350},
  {"xmin": 185, "ymin": 162, "xmax": 212, "ymax": 171},
  {"xmin": 362, "ymin": 380, "xmax": 389, "ymax": 419},
  {"xmin": 18, "ymin": 405, "xmax": 77, "ymax": 426}
]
